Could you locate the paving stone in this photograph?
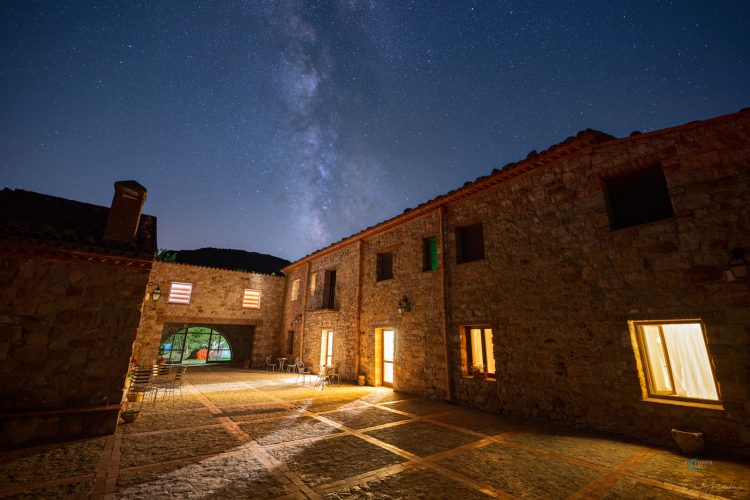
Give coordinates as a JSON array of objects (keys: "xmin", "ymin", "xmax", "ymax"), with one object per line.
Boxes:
[
  {"xmin": 119, "ymin": 427, "xmax": 241, "ymax": 469},
  {"xmin": 121, "ymin": 407, "xmax": 217, "ymax": 434},
  {"xmin": 116, "ymin": 451, "xmax": 295, "ymax": 499},
  {"xmin": 0, "ymin": 480, "xmax": 93, "ymax": 499},
  {"xmin": 205, "ymin": 390, "xmax": 276, "ymax": 407},
  {"xmin": 222, "ymin": 405, "xmax": 295, "ymax": 423},
  {"xmin": 239, "ymin": 415, "xmax": 342, "ymax": 446},
  {"xmin": 323, "ymin": 406, "xmax": 410, "ymax": 430},
  {"xmin": 429, "ymin": 408, "xmax": 526, "ymax": 436},
  {"xmin": 603, "ymin": 477, "xmax": 694, "ymax": 499},
  {"xmin": 437, "ymin": 441, "xmax": 601, "ymax": 498},
  {"xmin": 322, "ymin": 466, "xmax": 491, "ymax": 499},
  {"xmin": 505, "ymin": 429, "xmax": 648, "ymax": 468},
  {"xmin": 0, "ymin": 438, "xmax": 104, "ymax": 486},
  {"xmin": 267, "ymin": 435, "xmax": 405, "ymax": 487},
  {"xmin": 383, "ymin": 399, "xmax": 454, "ymax": 417},
  {"xmin": 365, "ymin": 421, "xmax": 480, "ymax": 457}
]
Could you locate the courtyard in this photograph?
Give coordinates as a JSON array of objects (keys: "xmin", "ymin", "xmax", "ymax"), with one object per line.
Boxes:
[{"xmin": 0, "ymin": 367, "xmax": 748, "ymax": 499}]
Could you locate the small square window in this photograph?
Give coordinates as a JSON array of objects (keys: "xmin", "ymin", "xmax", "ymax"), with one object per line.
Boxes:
[
  {"xmin": 605, "ymin": 165, "xmax": 674, "ymax": 229},
  {"xmin": 632, "ymin": 320, "xmax": 719, "ymax": 403},
  {"xmin": 423, "ymin": 237, "xmax": 438, "ymax": 271},
  {"xmin": 290, "ymin": 279, "xmax": 300, "ymax": 301},
  {"xmin": 376, "ymin": 252, "xmax": 394, "ymax": 281},
  {"xmin": 456, "ymin": 223, "xmax": 485, "ymax": 263},
  {"xmin": 463, "ymin": 327, "xmax": 496, "ymax": 377},
  {"xmin": 242, "ymin": 289, "xmax": 261, "ymax": 309},
  {"xmin": 168, "ymin": 282, "xmax": 193, "ymax": 304}
]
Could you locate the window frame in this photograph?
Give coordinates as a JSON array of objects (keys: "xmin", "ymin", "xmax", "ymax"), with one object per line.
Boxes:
[
  {"xmin": 456, "ymin": 223, "xmax": 485, "ymax": 264},
  {"xmin": 290, "ymin": 278, "xmax": 300, "ymax": 301},
  {"xmin": 168, "ymin": 281, "xmax": 193, "ymax": 305},
  {"xmin": 376, "ymin": 252, "xmax": 394, "ymax": 281},
  {"xmin": 462, "ymin": 326, "xmax": 496, "ymax": 379},
  {"xmin": 423, "ymin": 236, "xmax": 439, "ymax": 272},
  {"xmin": 242, "ymin": 288, "xmax": 262, "ymax": 309},
  {"xmin": 631, "ymin": 319, "xmax": 721, "ymax": 407},
  {"xmin": 321, "ymin": 269, "xmax": 337, "ymax": 309},
  {"xmin": 604, "ymin": 165, "xmax": 675, "ymax": 230},
  {"xmin": 320, "ymin": 329, "xmax": 334, "ymax": 367}
]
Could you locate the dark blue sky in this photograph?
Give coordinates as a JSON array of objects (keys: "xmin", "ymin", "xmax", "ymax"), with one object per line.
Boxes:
[{"xmin": 2, "ymin": 1, "xmax": 748, "ymax": 260}]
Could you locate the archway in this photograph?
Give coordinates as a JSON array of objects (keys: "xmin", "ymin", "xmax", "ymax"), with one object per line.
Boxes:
[{"xmin": 158, "ymin": 326, "xmax": 232, "ymax": 364}]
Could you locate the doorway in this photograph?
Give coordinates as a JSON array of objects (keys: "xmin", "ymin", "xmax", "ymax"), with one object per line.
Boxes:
[
  {"xmin": 159, "ymin": 326, "xmax": 232, "ymax": 364},
  {"xmin": 382, "ymin": 329, "xmax": 395, "ymax": 387}
]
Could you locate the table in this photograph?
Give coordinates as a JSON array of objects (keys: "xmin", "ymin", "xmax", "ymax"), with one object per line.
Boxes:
[{"xmin": 277, "ymin": 357, "xmax": 287, "ymax": 372}]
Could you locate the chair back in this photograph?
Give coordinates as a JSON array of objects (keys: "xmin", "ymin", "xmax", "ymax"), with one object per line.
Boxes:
[
  {"xmin": 130, "ymin": 366, "xmax": 152, "ymax": 391},
  {"xmin": 172, "ymin": 365, "xmax": 187, "ymax": 385},
  {"xmin": 296, "ymin": 360, "xmax": 306, "ymax": 373}
]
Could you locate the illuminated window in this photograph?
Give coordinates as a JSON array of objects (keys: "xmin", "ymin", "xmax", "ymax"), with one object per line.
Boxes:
[
  {"xmin": 464, "ymin": 327, "xmax": 495, "ymax": 377},
  {"xmin": 423, "ymin": 236, "xmax": 438, "ymax": 271},
  {"xmin": 320, "ymin": 330, "xmax": 334, "ymax": 367},
  {"xmin": 242, "ymin": 289, "xmax": 261, "ymax": 309},
  {"xmin": 376, "ymin": 252, "xmax": 394, "ymax": 281},
  {"xmin": 456, "ymin": 223, "xmax": 485, "ymax": 263},
  {"xmin": 290, "ymin": 279, "xmax": 300, "ymax": 301},
  {"xmin": 605, "ymin": 165, "xmax": 674, "ymax": 229},
  {"xmin": 168, "ymin": 282, "xmax": 193, "ymax": 305},
  {"xmin": 632, "ymin": 321, "xmax": 719, "ymax": 403},
  {"xmin": 309, "ymin": 273, "xmax": 317, "ymax": 295}
]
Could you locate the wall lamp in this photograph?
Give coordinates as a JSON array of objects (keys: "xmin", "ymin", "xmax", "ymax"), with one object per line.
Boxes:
[
  {"xmin": 291, "ymin": 314, "xmax": 302, "ymax": 326},
  {"xmin": 149, "ymin": 283, "xmax": 162, "ymax": 301},
  {"xmin": 728, "ymin": 248, "xmax": 748, "ymax": 281},
  {"xmin": 397, "ymin": 296, "xmax": 411, "ymax": 314}
]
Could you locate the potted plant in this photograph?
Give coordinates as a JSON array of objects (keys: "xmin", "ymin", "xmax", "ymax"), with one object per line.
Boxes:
[
  {"xmin": 472, "ymin": 363, "xmax": 486, "ymax": 379},
  {"xmin": 357, "ymin": 369, "xmax": 366, "ymax": 386},
  {"xmin": 120, "ymin": 401, "xmax": 141, "ymax": 423}
]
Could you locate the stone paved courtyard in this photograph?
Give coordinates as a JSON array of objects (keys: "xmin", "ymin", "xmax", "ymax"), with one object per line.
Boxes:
[{"xmin": 0, "ymin": 367, "xmax": 748, "ymax": 499}]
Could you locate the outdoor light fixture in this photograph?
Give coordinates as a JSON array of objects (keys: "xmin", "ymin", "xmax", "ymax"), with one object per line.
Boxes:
[
  {"xmin": 397, "ymin": 296, "xmax": 411, "ymax": 314},
  {"xmin": 291, "ymin": 314, "xmax": 302, "ymax": 326},
  {"xmin": 149, "ymin": 284, "xmax": 162, "ymax": 301},
  {"xmin": 728, "ymin": 248, "xmax": 748, "ymax": 281}
]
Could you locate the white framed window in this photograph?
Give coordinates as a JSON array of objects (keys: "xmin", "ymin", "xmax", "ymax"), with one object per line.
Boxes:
[
  {"xmin": 463, "ymin": 326, "xmax": 496, "ymax": 377},
  {"xmin": 168, "ymin": 282, "xmax": 193, "ymax": 305},
  {"xmin": 632, "ymin": 320, "xmax": 719, "ymax": 404},
  {"xmin": 291, "ymin": 279, "xmax": 300, "ymax": 301},
  {"xmin": 309, "ymin": 273, "xmax": 317, "ymax": 295},
  {"xmin": 320, "ymin": 329, "xmax": 334, "ymax": 367},
  {"xmin": 242, "ymin": 289, "xmax": 261, "ymax": 309}
]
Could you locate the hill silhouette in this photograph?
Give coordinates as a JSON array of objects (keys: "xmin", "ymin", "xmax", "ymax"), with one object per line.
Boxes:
[{"xmin": 168, "ymin": 247, "xmax": 290, "ymax": 275}]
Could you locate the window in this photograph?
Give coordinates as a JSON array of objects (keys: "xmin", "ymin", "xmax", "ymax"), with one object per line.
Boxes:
[
  {"xmin": 290, "ymin": 279, "xmax": 300, "ymax": 301},
  {"xmin": 423, "ymin": 236, "xmax": 439, "ymax": 271},
  {"xmin": 456, "ymin": 223, "xmax": 485, "ymax": 263},
  {"xmin": 320, "ymin": 330, "xmax": 334, "ymax": 367},
  {"xmin": 605, "ymin": 165, "xmax": 674, "ymax": 229},
  {"xmin": 322, "ymin": 269, "xmax": 337, "ymax": 309},
  {"xmin": 632, "ymin": 321, "xmax": 719, "ymax": 403},
  {"xmin": 309, "ymin": 273, "xmax": 317, "ymax": 295},
  {"xmin": 464, "ymin": 327, "xmax": 496, "ymax": 377},
  {"xmin": 376, "ymin": 252, "xmax": 394, "ymax": 281},
  {"xmin": 168, "ymin": 282, "xmax": 193, "ymax": 304},
  {"xmin": 287, "ymin": 331, "xmax": 295, "ymax": 355},
  {"xmin": 242, "ymin": 289, "xmax": 261, "ymax": 309}
]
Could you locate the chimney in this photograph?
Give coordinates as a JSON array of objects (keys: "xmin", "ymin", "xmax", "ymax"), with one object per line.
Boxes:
[{"xmin": 103, "ymin": 180, "xmax": 147, "ymax": 243}]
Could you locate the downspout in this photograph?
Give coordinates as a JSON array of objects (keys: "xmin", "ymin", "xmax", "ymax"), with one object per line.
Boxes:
[
  {"xmin": 439, "ymin": 205, "xmax": 453, "ymax": 402},
  {"xmin": 354, "ymin": 239, "xmax": 363, "ymax": 380},
  {"xmin": 299, "ymin": 261, "xmax": 310, "ymax": 362}
]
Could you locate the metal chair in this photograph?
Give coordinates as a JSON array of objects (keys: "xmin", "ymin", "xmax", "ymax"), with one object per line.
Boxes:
[
  {"xmin": 285, "ymin": 357, "xmax": 299, "ymax": 373},
  {"xmin": 315, "ymin": 365, "xmax": 332, "ymax": 389},
  {"xmin": 127, "ymin": 366, "xmax": 158, "ymax": 409},
  {"xmin": 329, "ymin": 362, "xmax": 341, "ymax": 385},
  {"xmin": 160, "ymin": 365, "xmax": 187, "ymax": 406},
  {"xmin": 265, "ymin": 355, "xmax": 277, "ymax": 372},
  {"xmin": 295, "ymin": 360, "xmax": 311, "ymax": 385}
]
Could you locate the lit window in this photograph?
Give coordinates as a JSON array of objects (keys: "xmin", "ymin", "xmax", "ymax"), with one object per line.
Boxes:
[
  {"xmin": 309, "ymin": 273, "xmax": 317, "ymax": 295},
  {"xmin": 605, "ymin": 165, "xmax": 674, "ymax": 229},
  {"xmin": 242, "ymin": 289, "xmax": 261, "ymax": 309},
  {"xmin": 423, "ymin": 236, "xmax": 438, "ymax": 271},
  {"xmin": 320, "ymin": 330, "xmax": 334, "ymax": 367},
  {"xmin": 464, "ymin": 327, "xmax": 495, "ymax": 377},
  {"xmin": 168, "ymin": 282, "xmax": 193, "ymax": 304},
  {"xmin": 456, "ymin": 223, "xmax": 485, "ymax": 263},
  {"xmin": 291, "ymin": 279, "xmax": 300, "ymax": 301},
  {"xmin": 632, "ymin": 321, "xmax": 719, "ymax": 403},
  {"xmin": 376, "ymin": 252, "xmax": 394, "ymax": 281}
]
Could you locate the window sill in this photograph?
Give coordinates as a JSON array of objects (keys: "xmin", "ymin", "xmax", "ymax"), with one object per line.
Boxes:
[
  {"xmin": 462, "ymin": 375, "xmax": 496, "ymax": 382},
  {"xmin": 456, "ymin": 257, "xmax": 487, "ymax": 265},
  {"xmin": 642, "ymin": 396, "xmax": 723, "ymax": 411}
]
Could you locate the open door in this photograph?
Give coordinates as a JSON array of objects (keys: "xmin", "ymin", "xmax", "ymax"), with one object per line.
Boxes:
[{"xmin": 383, "ymin": 329, "xmax": 395, "ymax": 387}]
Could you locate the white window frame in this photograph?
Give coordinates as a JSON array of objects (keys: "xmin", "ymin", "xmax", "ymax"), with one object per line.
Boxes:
[
  {"xmin": 168, "ymin": 282, "xmax": 193, "ymax": 305},
  {"xmin": 242, "ymin": 288, "xmax": 261, "ymax": 309},
  {"xmin": 320, "ymin": 329, "xmax": 334, "ymax": 367}
]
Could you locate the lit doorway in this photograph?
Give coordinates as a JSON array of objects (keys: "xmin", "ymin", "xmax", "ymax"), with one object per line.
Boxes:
[{"xmin": 383, "ymin": 329, "xmax": 395, "ymax": 387}]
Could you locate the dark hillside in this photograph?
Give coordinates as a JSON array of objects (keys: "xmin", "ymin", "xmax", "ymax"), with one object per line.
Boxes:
[{"xmin": 170, "ymin": 247, "xmax": 290, "ymax": 275}]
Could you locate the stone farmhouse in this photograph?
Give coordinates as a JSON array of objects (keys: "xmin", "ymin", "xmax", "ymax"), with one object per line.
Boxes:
[{"xmin": 1, "ymin": 109, "xmax": 748, "ymax": 456}]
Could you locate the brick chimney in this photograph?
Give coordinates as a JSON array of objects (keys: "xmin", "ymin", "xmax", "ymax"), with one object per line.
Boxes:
[{"xmin": 103, "ymin": 180, "xmax": 147, "ymax": 243}]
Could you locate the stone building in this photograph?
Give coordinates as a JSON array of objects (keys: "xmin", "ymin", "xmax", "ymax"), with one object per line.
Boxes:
[
  {"xmin": 0, "ymin": 181, "xmax": 155, "ymax": 448},
  {"xmin": 132, "ymin": 261, "xmax": 286, "ymax": 369},
  {"xmin": 281, "ymin": 109, "xmax": 750, "ymax": 456}
]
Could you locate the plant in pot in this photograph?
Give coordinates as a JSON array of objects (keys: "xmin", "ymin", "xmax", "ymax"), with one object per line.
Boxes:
[
  {"xmin": 120, "ymin": 401, "xmax": 141, "ymax": 423},
  {"xmin": 472, "ymin": 363, "xmax": 486, "ymax": 379}
]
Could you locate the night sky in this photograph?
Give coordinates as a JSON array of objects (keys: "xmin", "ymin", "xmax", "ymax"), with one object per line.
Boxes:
[{"xmin": 2, "ymin": 2, "xmax": 749, "ymax": 261}]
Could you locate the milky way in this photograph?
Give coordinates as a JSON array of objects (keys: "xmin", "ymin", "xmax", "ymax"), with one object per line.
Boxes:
[{"xmin": 1, "ymin": 1, "xmax": 749, "ymax": 260}]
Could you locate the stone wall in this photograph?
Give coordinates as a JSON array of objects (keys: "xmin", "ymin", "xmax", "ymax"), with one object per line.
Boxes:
[
  {"xmin": 283, "ymin": 111, "xmax": 750, "ymax": 456},
  {"xmin": 132, "ymin": 261, "xmax": 286, "ymax": 368},
  {"xmin": 0, "ymin": 248, "xmax": 149, "ymax": 448}
]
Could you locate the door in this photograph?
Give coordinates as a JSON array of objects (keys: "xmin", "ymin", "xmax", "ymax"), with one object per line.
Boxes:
[{"xmin": 383, "ymin": 329, "xmax": 395, "ymax": 387}]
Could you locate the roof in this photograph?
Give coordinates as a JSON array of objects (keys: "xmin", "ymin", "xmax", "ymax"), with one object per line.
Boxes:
[
  {"xmin": 0, "ymin": 188, "xmax": 157, "ymax": 259},
  {"xmin": 284, "ymin": 108, "xmax": 750, "ymax": 271}
]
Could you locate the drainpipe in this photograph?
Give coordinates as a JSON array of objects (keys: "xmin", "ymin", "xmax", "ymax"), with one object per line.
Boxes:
[
  {"xmin": 299, "ymin": 262, "xmax": 310, "ymax": 362},
  {"xmin": 354, "ymin": 239, "xmax": 363, "ymax": 380},
  {"xmin": 439, "ymin": 205, "xmax": 453, "ymax": 402}
]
